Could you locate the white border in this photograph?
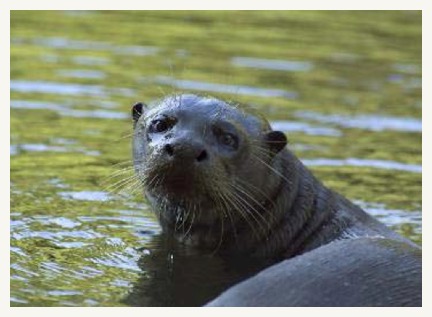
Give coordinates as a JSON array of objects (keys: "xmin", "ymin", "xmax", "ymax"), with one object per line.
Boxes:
[{"xmin": 2, "ymin": 1, "xmax": 430, "ymax": 317}]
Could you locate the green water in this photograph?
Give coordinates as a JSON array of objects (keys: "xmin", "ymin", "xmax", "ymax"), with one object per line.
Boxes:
[{"xmin": 10, "ymin": 11, "xmax": 421, "ymax": 306}]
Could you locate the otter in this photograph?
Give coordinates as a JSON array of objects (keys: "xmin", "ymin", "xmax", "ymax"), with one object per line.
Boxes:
[{"xmin": 131, "ymin": 94, "xmax": 421, "ymax": 306}]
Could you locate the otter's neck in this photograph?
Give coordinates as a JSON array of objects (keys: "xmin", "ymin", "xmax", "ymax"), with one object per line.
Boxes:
[
  {"xmin": 249, "ymin": 150, "xmax": 341, "ymax": 258},
  {"xmin": 260, "ymin": 150, "xmax": 414, "ymax": 259}
]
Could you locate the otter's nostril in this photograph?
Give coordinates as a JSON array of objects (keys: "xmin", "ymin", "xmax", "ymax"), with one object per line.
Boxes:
[
  {"xmin": 164, "ymin": 144, "xmax": 174, "ymax": 156},
  {"xmin": 196, "ymin": 150, "xmax": 208, "ymax": 162}
]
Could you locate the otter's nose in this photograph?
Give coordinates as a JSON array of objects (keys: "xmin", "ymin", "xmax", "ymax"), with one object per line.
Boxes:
[{"xmin": 163, "ymin": 142, "xmax": 209, "ymax": 163}]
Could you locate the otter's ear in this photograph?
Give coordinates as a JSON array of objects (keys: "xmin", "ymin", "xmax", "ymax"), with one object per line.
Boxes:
[
  {"xmin": 264, "ymin": 131, "xmax": 287, "ymax": 154},
  {"xmin": 132, "ymin": 102, "xmax": 147, "ymax": 124}
]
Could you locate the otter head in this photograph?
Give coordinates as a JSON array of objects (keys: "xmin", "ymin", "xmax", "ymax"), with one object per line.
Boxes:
[{"xmin": 132, "ymin": 94, "xmax": 287, "ymax": 251}]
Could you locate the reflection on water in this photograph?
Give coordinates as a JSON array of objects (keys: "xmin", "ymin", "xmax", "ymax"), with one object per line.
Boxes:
[
  {"xmin": 71, "ymin": 55, "xmax": 110, "ymax": 66},
  {"xmin": 270, "ymin": 120, "xmax": 342, "ymax": 136},
  {"xmin": 301, "ymin": 157, "xmax": 421, "ymax": 173},
  {"xmin": 46, "ymin": 217, "xmax": 81, "ymax": 228},
  {"xmin": 357, "ymin": 200, "xmax": 421, "ymax": 230},
  {"xmin": 11, "ymin": 100, "xmax": 128, "ymax": 119},
  {"xmin": 14, "ymin": 36, "xmax": 160, "ymax": 56},
  {"xmin": 11, "ymin": 144, "xmax": 67, "ymax": 154},
  {"xmin": 12, "ymin": 228, "xmax": 104, "ymax": 241},
  {"xmin": 58, "ymin": 191, "xmax": 113, "ymax": 202},
  {"xmin": 392, "ymin": 63, "xmax": 421, "ymax": 75},
  {"xmin": 90, "ymin": 249, "xmax": 142, "ymax": 272},
  {"xmin": 232, "ymin": 57, "xmax": 313, "ymax": 72},
  {"xmin": 10, "ymin": 143, "xmax": 100, "ymax": 156},
  {"xmin": 56, "ymin": 69, "xmax": 106, "ymax": 79},
  {"xmin": 10, "ymin": 11, "xmax": 421, "ymax": 307},
  {"xmin": 328, "ymin": 52, "xmax": 361, "ymax": 63},
  {"xmin": 150, "ymin": 76, "xmax": 298, "ymax": 99},
  {"xmin": 295, "ymin": 111, "xmax": 422, "ymax": 133},
  {"xmin": 10, "ymin": 80, "xmax": 134, "ymax": 97}
]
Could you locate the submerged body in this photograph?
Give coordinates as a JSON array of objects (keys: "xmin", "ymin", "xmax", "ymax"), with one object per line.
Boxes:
[{"xmin": 132, "ymin": 94, "xmax": 421, "ymax": 306}]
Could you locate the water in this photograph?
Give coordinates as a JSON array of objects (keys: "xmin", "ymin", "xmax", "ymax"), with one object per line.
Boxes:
[
  {"xmin": 148, "ymin": 75, "xmax": 298, "ymax": 99},
  {"xmin": 10, "ymin": 80, "xmax": 135, "ymax": 97},
  {"xmin": 10, "ymin": 11, "xmax": 421, "ymax": 307},
  {"xmin": 294, "ymin": 110, "xmax": 422, "ymax": 133},
  {"xmin": 231, "ymin": 57, "xmax": 313, "ymax": 72},
  {"xmin": 15, "ymin": 36, "xmax": 160, "ymax": 56}
]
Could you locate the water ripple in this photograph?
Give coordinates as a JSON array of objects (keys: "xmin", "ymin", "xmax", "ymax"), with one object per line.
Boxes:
[
  {"xmin": 10, "ymin": 80, "xmax": 134, "ymax": 97},
  {"xmin": 12, "ymin": 230, "xmax": 103, "ymax": 241},
  {"xmin": 57, "ymin": 69, "xmax": 106, "ymax": 79},
  {"xmin": 232, "ymin": 57, "xmax": 313, "ymax": 72},
  {"xmin": 356, "ymin": 200, "xmax": 422, "ymax": 229},
  {"xmin": 58, "ymin": 191, "xmax": 112, "ymax": 202},
  {"xmin": 90, "ymin": 248, "xmax": 141, "ymax": 272},
  {"xmin": 16, "ymin": 36, "xmax": 160, "ymax": 56},
  {"xmin": 295, "ymin": 110, "xmax": 421, "ymax": 133},
  {"xmin": 301, "ymin": 157, "xmax": 421, "ymax": 173},
  {"xmin": 270, "ymin": 120, "xmax": 341, "ymax": 136},
  {"xmin": 10, "ymin": 143, "xmax": 101, "ymax": 156},
  {"xmin": 149, "ymin": 76, "xmax": 298, "ymax": 99},
  {"xmin": 11, "ymin": 100, "xmax": 128, "ymax": 120}
]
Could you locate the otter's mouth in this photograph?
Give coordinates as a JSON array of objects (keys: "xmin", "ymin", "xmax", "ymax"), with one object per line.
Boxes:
[
  {"xmin": 144, "ymin": 160, "xmax": 211, "ymax": 198},
  {"xmin": 163, "ymin": 174, "xmax": 194, "ymax": 193}
]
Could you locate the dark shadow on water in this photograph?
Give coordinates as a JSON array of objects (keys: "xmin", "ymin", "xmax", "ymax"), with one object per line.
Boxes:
[{"xmin": 123, "ymin": 234, "xmax": 273, "ymax": 307}]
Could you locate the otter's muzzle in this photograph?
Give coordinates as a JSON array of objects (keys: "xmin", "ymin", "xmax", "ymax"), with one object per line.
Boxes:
[{"xmin": 163, "ymin": 140, "xmax": 209, "ymax": 164}]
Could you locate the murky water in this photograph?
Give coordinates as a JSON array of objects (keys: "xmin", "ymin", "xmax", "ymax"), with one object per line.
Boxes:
[{"xmin": 10, "ymin": 11, "xmax": 421, "ymax": 306}]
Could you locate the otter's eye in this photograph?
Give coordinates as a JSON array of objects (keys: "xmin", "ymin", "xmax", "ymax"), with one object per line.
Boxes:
[
  {"xmin": 219, "ymin": 133, "xmax": 238, "ymax": 148},
  {"xmin": 149, "ymin": 118, "xmax": 174, "ymax": 133}
]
